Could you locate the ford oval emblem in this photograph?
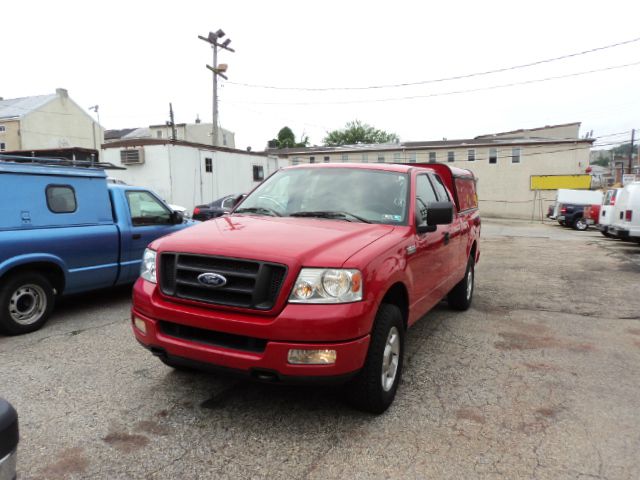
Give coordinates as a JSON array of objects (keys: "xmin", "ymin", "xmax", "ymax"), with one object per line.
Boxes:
[{"xmin": 197, "ymin": 272, "xmax": 227, "ymax": 288}]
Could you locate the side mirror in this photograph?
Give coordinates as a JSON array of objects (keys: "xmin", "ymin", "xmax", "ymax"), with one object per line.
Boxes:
[
  {"xmin": 170, "ymin": 211, "xmax": 184, "ymax": 224},
  {"xmin": 416, "ymin": 201, "xmax": 453, "ymax": 234},
  {"xmin": 229, "ymin": 194, "xmax": 246, "ymax": 209}
]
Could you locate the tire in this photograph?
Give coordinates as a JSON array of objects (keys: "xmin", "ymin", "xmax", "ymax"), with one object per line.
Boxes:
[
  {"xmin": 345, "ymin": 304, "xmax": 404, "ymax": 414},
  {"xmin": 573, "ymin": 218, "xmax": 588, "ymax": 231},
  {"xmin": 447, "ymin": 256, "xmax": 475, "ymax": 311},
  {"xmin": 0, "ymin": 272, "xmax": 55, "ymax": 335},
  {"xmin": 600, "ymin": 230, "xmax": 613, "ymax": 238}
]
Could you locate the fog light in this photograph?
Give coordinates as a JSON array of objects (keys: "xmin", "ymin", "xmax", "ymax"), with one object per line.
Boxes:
[
  {"xmin": 133, "ymin": 316, "xmax": 147, "ymax": 334},
  {"xmin": 288, "ymin": 349, "xmax": 337, "ymax": 365}
]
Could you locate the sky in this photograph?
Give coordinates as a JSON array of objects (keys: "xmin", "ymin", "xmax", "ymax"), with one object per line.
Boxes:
[{"xmin": 2, "ymin": 0, "xmax": 639, "ymax": 151}]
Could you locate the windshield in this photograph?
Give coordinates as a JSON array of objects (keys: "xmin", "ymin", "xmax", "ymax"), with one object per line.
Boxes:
[{"xmin": 235, "ymin": 167, "xmax": 409, "ymax": 225}]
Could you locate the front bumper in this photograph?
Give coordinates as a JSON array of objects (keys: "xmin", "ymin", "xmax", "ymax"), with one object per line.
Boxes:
[
  {"xmin": 133, "ymin": 309, "xmax": 370, "ymax": 379},
  {"xmin": 131, "ymin": 279, "xmax": 374, "ymax": 379}
]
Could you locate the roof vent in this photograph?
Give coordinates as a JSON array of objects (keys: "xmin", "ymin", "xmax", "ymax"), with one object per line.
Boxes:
[{"xmin": 56, "ymin": 88, "xmax": 68, "ymax": 98}]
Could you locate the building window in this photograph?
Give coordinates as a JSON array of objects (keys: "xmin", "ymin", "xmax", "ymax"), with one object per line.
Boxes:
[
  {"xmin": 362, "ymin": 153, "xmax": 368, "ymax": 163},
  {"xmin": 310, "ymin": 156, "xmax": 316, "ymax": 164},
  {"xmin": 467, "ymin": 149, "xmax": 476, "ymax": 162},
  {"xmin": 205, "ymin": 157, "xmax": 212, "ymax": 173},
  {"xmin": 156, "ymin": 130, "xmax": 163, "ymax": 139},
  {"xmin": 292, "ymin": 157, "xmax": 300, "ymax": 165},
  {"xmin": 253, "ymin": 165, "xmax": 264, "ymax": 181},
  {"xmin": 223, "ymin": 134, "xmax": 228, "ymax": 146},
  {"xmin": 377, "ymin": 154, "xmax": 385, "ymax": 163},
  {"xmin": 489, "ymin": 148, "xmax": 497, "ymax": 164},
  {"xmin": 0, "ymin": 125, "xmax": 5, "ymax": 133},
  {"xmin": 393, "ymin": 152, "xmax": 401, "ymax": 163},
  {"xmin": 46, "ymin": 185, "xmax": 77, "ymax": 213},
  {"xmin": 429, "ymin": 152, "xmax": 436, "ymax": 163},
  {"xmin": 408, "ymin": 152, "xmax": 417, "ymax": 163},
  {"xmin": 324, "ymin": 156, "xmax": 330, "ymax": 163},
  {"xmin": 511, "ymin": 147, "xmax": 521, "ymax": 164},
  {"xmin": 0, "ymin": 142, "xmax": 5, "ymax": 152},
  {"xmin": 341, "ymin": 153, "xmax": 348, "ymax": 162},
  {"xmin": 447, "ymin": 151, "xmax": 455, "ymax": 163}
]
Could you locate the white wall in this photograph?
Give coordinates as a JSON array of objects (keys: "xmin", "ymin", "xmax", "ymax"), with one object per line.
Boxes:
[
  {"xmin": 21, "ymin": 94, "xmax": 103, "ymax": 150},
  {"xmin": 103, "ymin": 144, "xmax": 288, "ymax": 211}
]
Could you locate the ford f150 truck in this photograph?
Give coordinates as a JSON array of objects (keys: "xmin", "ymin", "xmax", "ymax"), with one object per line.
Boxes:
[
  {"xmin": 0, "ymin": 158, "xmax": 194, "ymax": 335},
  {"xmin": 131, "ymin": 163, "xmax": 480, "ymax": 413}
]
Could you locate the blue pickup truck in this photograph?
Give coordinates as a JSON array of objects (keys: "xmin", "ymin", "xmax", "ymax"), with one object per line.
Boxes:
[{"xmin": 0, "ymin": 159, "xmax": 194, "ymax": 335}]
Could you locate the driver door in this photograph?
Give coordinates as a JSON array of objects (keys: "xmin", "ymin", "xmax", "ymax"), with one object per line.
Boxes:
[
  {"xmin": 121, "ymin": 190, "xmax": 181, "ymax": 281},
  {"xmin": 408, "ymin": 174, "xmax": 449, "ymax": 315}
]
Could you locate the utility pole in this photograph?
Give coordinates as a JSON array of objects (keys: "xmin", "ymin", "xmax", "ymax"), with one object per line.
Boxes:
[
  {"xmin": 198, "ymin": 29, "xmax": 234, "ymax": 146},
  {"xmin": 628, "ymin": 128, "xmax": 636, "ymax": 174},
  {"xmin": 168, "ymin": 103, "xmax": 177, "ymax": 141},
  {"xmin": 88, "ymin": 105, "xmax": 100, "ymax": 160}
]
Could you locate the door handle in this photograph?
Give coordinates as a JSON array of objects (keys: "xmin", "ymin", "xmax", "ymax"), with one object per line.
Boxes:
[
  {"xmin": 443, "ymin": 232, "xmax": 450, "ymax": 245},
  {"xmin": 132, "ymin": 234, "xmax": 141, "ymax": 240}
]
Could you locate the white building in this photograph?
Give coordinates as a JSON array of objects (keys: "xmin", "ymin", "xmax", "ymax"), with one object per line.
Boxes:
[
  {"xmin": 0, "ymin": 88, "xmax": 103, "ymax": 152},
  {"xmin": 105, "ymin": 120, "xmax": 235, "ymax": 148},
  {"xmin": 102, "ymin": 139, "xmax": 287, "ymax": 210},
  {"xmin": 266, "ymin": 122, "xmax": 595, "ymax": 219}
]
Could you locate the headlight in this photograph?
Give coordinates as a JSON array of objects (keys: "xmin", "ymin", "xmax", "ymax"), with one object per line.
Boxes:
[
  {"xmin": 140, "ymin": 248, "xmax": 157, "ymax": 283},
  {"xmin": 289, "ymin": 268, "xmax": 362, "ymax": 303}
]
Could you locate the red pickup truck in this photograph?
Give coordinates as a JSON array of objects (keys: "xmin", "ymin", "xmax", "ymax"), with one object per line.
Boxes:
[{"xmin": 131, "ymin": 163, "xmax": 480, "ymax": 413}]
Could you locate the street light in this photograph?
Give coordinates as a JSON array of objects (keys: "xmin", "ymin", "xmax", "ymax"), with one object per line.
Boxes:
[{"xmin": 199, "ymin": 29, "xmax": 234, "ymax": 146}]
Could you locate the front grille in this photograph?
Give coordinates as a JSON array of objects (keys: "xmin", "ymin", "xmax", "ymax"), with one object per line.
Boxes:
[
  {"xmin": 159, "ymin": 253, "xmax": 287, "ymax": 310},
  {"xmin": 159, "ymin": 321, "xmax": 267, "ymax": 353}
]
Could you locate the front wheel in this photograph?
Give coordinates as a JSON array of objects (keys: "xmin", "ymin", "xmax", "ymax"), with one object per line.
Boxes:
[
  {"xmin": 447, "ymin": 256, "xmax": 475, "ymax": 311},
  {"xmin": 345, "ymin": 304, "xmax": 404, "ymax": 414},
  {"xmin": 0, "ymin": 272, "xmax": 55, "ymax": 335}
]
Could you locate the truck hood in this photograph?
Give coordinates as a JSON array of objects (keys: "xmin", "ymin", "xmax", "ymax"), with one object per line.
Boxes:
[{"xmin": 152, "ymin": 214, "xmax": 395, "ymax": 267}]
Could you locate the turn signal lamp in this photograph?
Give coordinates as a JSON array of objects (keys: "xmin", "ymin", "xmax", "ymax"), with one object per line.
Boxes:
[
  {"xmin": 288, "ymin": 349, "xmax": 337, "ymax": 365},
  {"xmin": 133, "ymin": 316, "xmax": 147, "ymax": 334}
]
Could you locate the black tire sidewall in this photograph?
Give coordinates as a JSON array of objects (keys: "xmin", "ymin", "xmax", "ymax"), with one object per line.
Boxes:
[
  {"xmin": 448, "ymin": 256, "xmax": 475, "ymax": 311},
  {"xmin": 347, "ymin": 304, "xmax": 404, "ymax": 414},
  {"xmin": 0, "ymin": 272, "xmax": 55, "ymax": 335}
]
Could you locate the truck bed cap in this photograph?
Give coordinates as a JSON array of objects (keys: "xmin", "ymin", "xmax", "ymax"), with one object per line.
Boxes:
[{"xmin": 0, "ymin": 161, "xmax": 107, "ymax": 178}]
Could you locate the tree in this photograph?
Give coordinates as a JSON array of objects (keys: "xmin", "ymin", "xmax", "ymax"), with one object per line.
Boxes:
[
  {"xmin": 268, "ymin": 127, "xmax": 309, "ymax": 149},
  {"xmin": 323, "ymin": 120, "xmax": 399, "ymax": 146}
]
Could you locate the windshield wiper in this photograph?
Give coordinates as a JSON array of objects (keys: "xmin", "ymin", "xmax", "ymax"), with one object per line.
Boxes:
[
  {"xmin": 289, "ymin": 211, "xmax": 371, "ymax": 223},
  {"xmin": 234, "ymin": 206, "xmax": 282, "ymax": 217}
]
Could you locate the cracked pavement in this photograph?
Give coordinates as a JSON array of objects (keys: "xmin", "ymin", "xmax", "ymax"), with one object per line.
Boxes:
[{"xmin": 1, "ymin": 219, "xmax": 639, "ymax": 479}]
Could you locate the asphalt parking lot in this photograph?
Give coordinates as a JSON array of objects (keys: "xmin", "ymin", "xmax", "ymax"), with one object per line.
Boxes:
[{"xmin": 1, "ymin": 219, "xmax": 640, "ymax": 480}]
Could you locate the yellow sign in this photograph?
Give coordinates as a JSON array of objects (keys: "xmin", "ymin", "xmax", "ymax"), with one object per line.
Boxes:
[{"xmin": 530, "ymin": 175, "xmax": 592, "ymax": 190}]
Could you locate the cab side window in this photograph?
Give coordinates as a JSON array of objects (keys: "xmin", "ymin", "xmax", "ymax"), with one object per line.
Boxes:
[
  {"xmin": 126, "ymin": 191, "xmax": 171, "ymax": 226},
  {"xmin": 431, "ymin": 175, "xmax": 451, "ymax": 202},
  {"xmin": 46, "ymin": 185, "xmax": 77, "ymax": 214},
  {"xmin": 415, "ymin": 175, "xmax": 438, "ymax": 226}
]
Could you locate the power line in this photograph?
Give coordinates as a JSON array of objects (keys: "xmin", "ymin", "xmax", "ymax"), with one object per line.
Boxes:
[
  {"xmin": 227, "ymin": 60, "xmax": 640, "ymax": 106},
  {"xmin": 228, "ymin": 36, "xmax": 640, "ymax": 92}
]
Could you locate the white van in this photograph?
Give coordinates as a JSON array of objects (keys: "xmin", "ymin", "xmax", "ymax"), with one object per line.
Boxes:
[
  {"xmin": 608, "ymin": 182, "xmax": 640, "ymax": 241},
  {"xmin": 597, "ymin": 188, "xmax": 623, "ymax": 237}
]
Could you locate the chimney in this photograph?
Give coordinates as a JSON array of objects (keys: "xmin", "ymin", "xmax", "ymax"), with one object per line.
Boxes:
[
  {"xmin": 56, "ymin": 88, "xmax": 68, "ymax": 98},
  {"xmin": 195, "ymin": 115, "xmax": 201, "ymax": 124}
]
